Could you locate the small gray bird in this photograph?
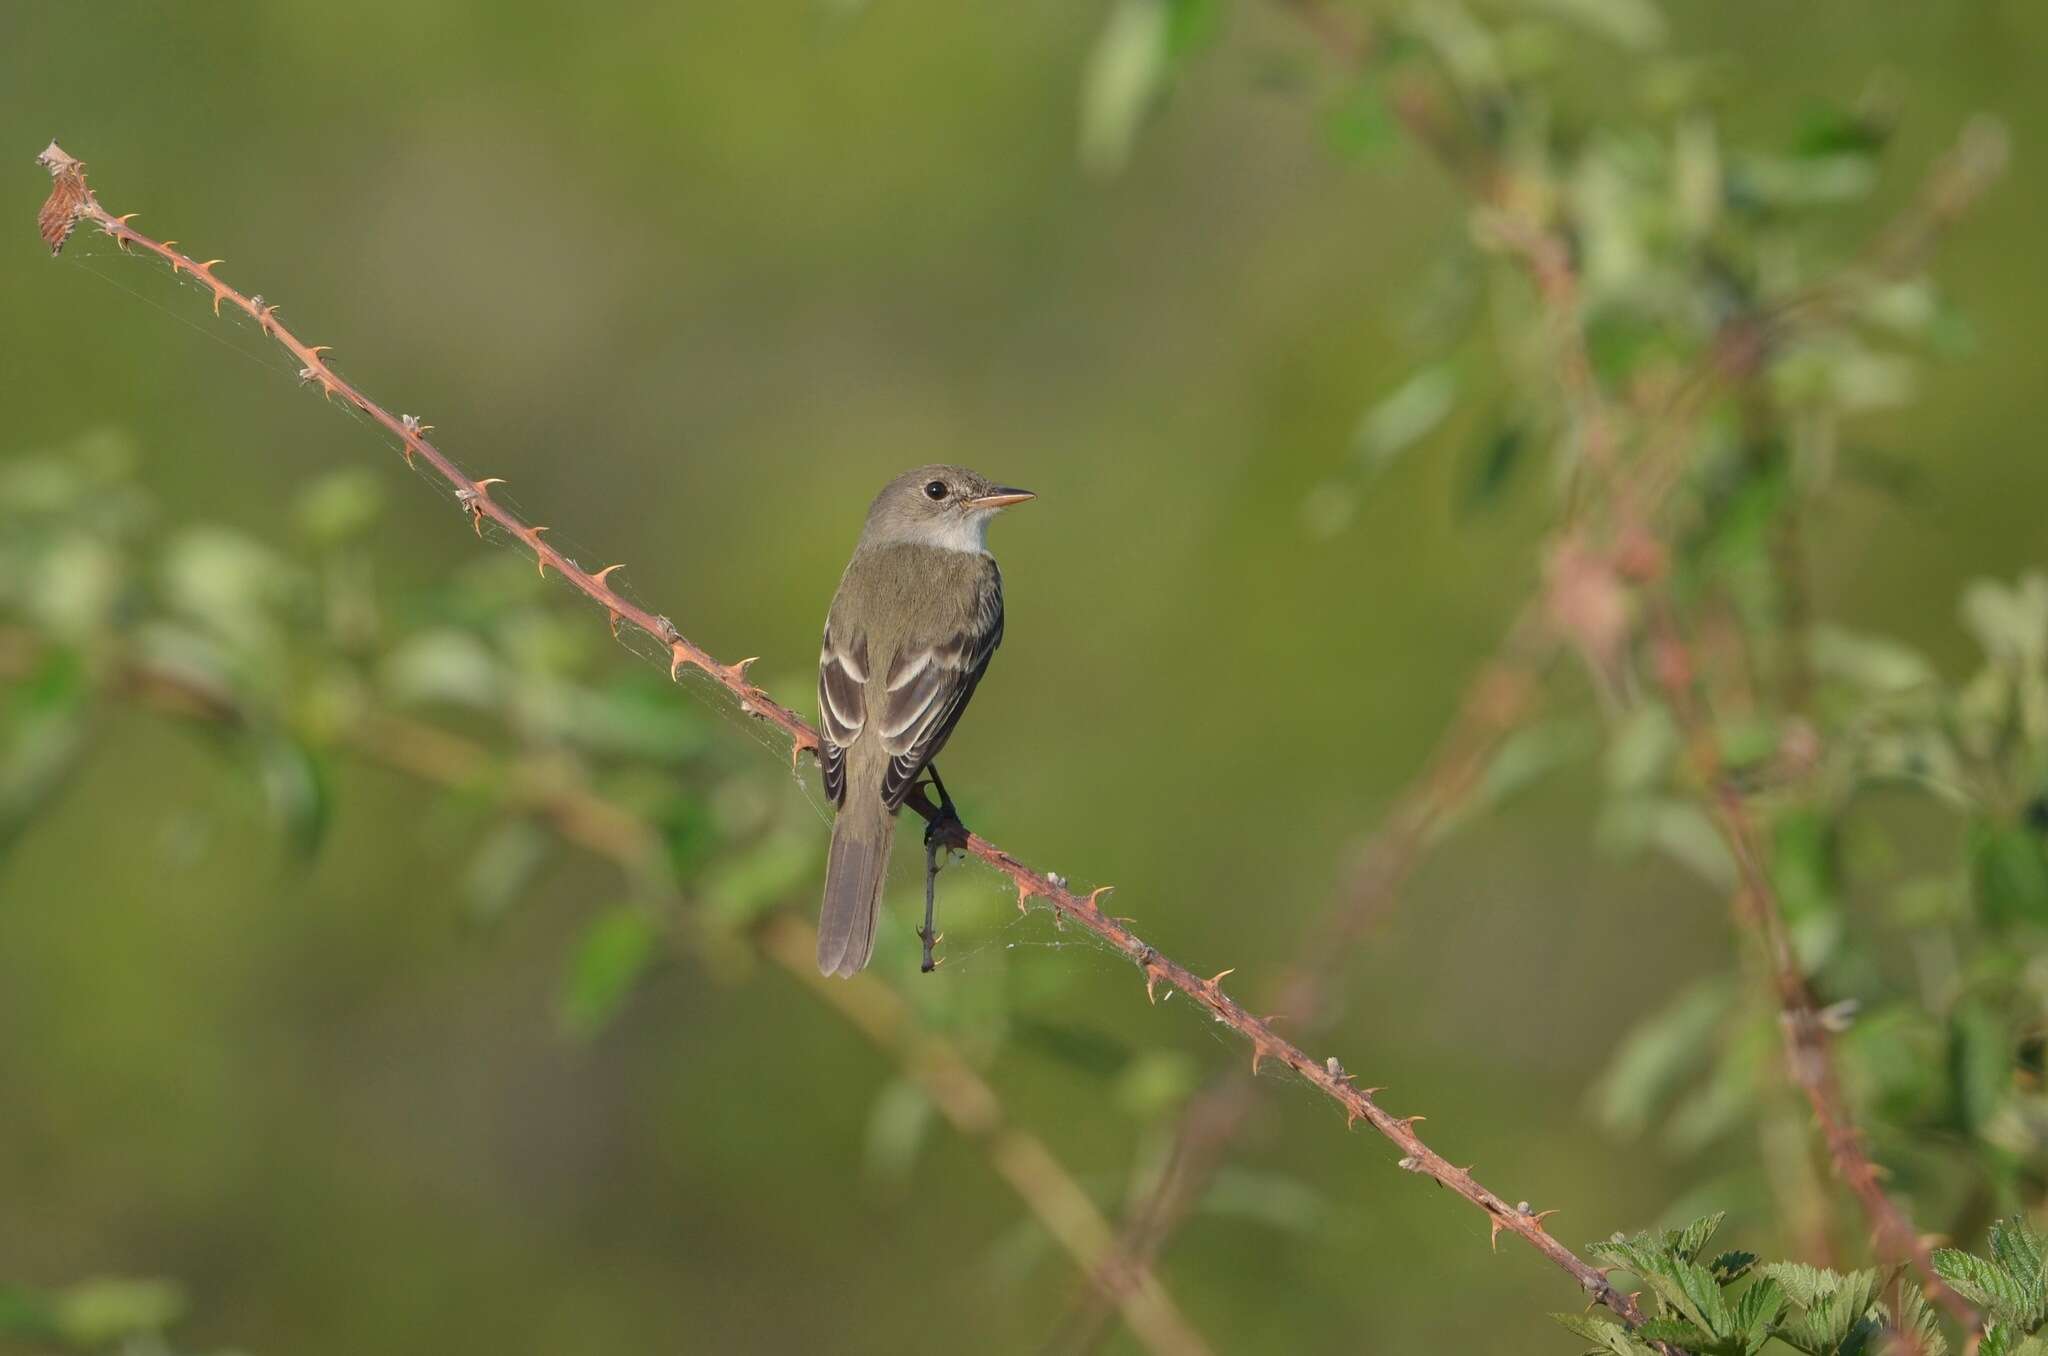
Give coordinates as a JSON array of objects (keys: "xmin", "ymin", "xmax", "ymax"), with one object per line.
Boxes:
[{"xmin": 815, "ymin": 465, "xmax": 1034, "ymax": 976}]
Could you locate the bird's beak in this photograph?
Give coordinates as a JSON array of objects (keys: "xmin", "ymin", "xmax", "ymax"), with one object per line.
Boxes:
[{"xmin": 966, "ymin": 487, "xmax": 1035, "ymax": 511}]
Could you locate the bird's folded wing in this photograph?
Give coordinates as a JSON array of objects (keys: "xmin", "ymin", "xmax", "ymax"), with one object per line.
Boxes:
[
  {"xmin": 817, "ymin": 627, "xmax": 868, "ymax": 807},
  {"xmin": 878, "ymin": 577, "xmax": 1004, "ymax": 810}
]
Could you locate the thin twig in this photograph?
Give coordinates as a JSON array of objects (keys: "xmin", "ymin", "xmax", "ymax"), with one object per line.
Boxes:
[
  {"xmin": 0, "ymin": 626, "xmax": 1213, "ymax": 1356},
  {"xmin": 33, "ymin": 144, "xmax": 1655, "ymax": 1330}
]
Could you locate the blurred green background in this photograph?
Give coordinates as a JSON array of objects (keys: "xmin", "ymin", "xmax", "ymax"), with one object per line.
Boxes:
[{"xmin": 2, "ymin": 2, "xmax": 2044, "ymax": 1351}]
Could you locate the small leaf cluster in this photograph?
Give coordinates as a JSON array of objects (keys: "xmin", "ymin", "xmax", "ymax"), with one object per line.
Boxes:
[
  {"xmin": 1555, "ymin": 1212, "xmax": 1965, "ymax": 1355},
  {"xmin": 1932, "ymin": 1217, "xmax": 2048, "ymax": 1355}
]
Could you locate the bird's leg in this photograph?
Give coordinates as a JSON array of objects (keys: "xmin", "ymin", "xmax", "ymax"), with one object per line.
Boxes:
[
  {"xmin": 918, "ymin": 763, "xmax": 968, "ymax": 973},
  {"xmin": 921, "ymin": 763, "xmax": 969, "ymax": 849}
]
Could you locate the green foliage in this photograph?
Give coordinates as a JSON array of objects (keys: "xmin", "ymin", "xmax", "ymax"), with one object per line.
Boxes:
[
  {"xmin": 0, "ymin": 1276, "xmax": 186, "ymax": 1350},
  {"xmin": 556, "ymin": 905, "xmax": 662, "ymax": 1039},
  {"xmin": 1544, "ymin": 1214, "xmax": 2048, "ymax": 1354}
]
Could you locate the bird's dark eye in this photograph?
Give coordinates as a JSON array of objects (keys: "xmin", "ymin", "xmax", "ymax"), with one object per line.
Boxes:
[{"xmin": 924, "ymin": 480, "xmax": 948, "ymax": 501}]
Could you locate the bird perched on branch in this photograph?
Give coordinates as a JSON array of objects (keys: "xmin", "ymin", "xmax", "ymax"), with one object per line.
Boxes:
[{"xmin": 815, "ymin": 466, "xmax": 1035, "ymax": 976}]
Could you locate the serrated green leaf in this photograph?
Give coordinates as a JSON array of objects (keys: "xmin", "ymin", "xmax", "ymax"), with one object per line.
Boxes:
[
  {"xmin": 1675, "ymin": 1255, "xmax": 1735, "ymax": 1333},
  {"xmin": 1713, "ymin": 1250, "xmax": 1760, "ymax": 1284},
  {"xmin": 1933, "ymin": 1248, "xmax": 2036, "ymax": 1326},
  {"xmin": 556, "ymin": 906, "xmax": 659, "ymax": 1039},
  {"xmin": 1987, "ymin": 1217, "xmax": 2048, "ymax": 1318},
  {"xmin": 1760, "ymin": 1261, "xmax": 1841, "ymax": 1309},
  {"xmin": 1890, "ymin": 1280, "xmax": 1951, "ymax": 1356},
  {"xmin": 1733, "ymin": 1275, "xmax": 1783, "ymax": 1335},
  {"xmin": 1638, "ymin": 1316, "xmax": 1718, "ymax": 1347},
  {"xmin": 1979, "ymin": 1323, "xmax": 2020, "ymax": 1356},
  {"xmin": 1551, "ymin": 1311, "xmax": 1654, "ymax": 1356},
  {"xmin": 1674, "ymin": 1212, "xmax": 1728, "ymax": 1263}
]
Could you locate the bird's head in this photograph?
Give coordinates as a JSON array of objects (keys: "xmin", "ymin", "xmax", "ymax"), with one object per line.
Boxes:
[{"xmin": 861, "ymin": 464, "xmax": 1035, "ymax": 553}]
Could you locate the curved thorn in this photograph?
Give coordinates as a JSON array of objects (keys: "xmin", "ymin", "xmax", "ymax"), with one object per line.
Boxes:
[{"xmin": 593, "ymin": 563, "xmax": 626, "ymax": 589}]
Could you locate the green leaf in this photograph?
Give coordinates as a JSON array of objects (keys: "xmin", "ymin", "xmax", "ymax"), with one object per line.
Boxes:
[
  {"xmin": 1732, "ymin": 1275, "xmax": 1783, "ymax": 1334},
  {"xmin": 1115, "ymin": 1049, "xmax": 1198, "ymax": 1120},
  {"xmin": 863, "ymin": 1077, "xmax": 936, "ymax": 1189},
  {"xmin": 463, "ymin": 819, "xmax": 554, "ymax": 923},
  {"xmin": 1988, "ymin": 1216, "xmax": 2048, "ymax": 1311},
  {"xmin": 1673, "ymin": 1255, "xmax": 1735, "ymax": 1333},
  {"xmin": 1199, "ymin": 1168, "xmax": 1331, "ymax": 1235},
  {"xmin": 1459, "ymin": 421, "xmax": 1528, "ymax": 514},
  {"xmin": 295, "ymin": 466, "xmax": 386, "ymax": 546},
  {"xmin": 1673, "ymin": 1211, "xmax": 1727, "ymax": 1262},
  {"xmin": 1638, "ymin": 1317, "xmax": 1718, "ymax": 1348},
  {"xmin": 1948, "ymin": 999, "xmax": 2013, "ymax": 1138},
  {"xmin": 1971, "ymin": 820, "xmax": 2048, "ymax": 928},
  {"xmin": 1890, "ymin": 1281, "xmax": 1951, "ymax": 1356},
  {"xmin": 255, "ymin": 731, "xmax": 331, "ymax": 862},
  {"xmin": 1551, "ymin": 1311, "xmax": 1655, "ymax": 1356},
  {"xmin": 1713, "ymin": 1250, "xmax": 1760, "ymax": 1284},
  {"xmin": 1588, "ymin": 976, "xmax": 1731, "ymax": 1139},
  {"xmin": 1808, "ymin": 627, "xmax": 1936, "ymax": 697},
  {"xmin": 1793, "ymin": 101, "xmax": 1892, "ymax": 159},
  {"xmin": 1932, "ymin": 1248, "xmax": 2037, "ymax": 1326},
  {"xmin": 704, "ymin": 826, "xmax": 821, "ymax": 929},
  {"xmin": 1759, "ymin": 1261, "xmax": 1843, "ymax": 1308},
  {"xmin": 556, "ymin": 906, "xmax": 660, "ymax": 1039},
  {"xmin": 1605, "ymin": 702, "xmax": 1680, "ymax": 793},
  {"xmin": 1525, "ymin": 0, "xmax": 1667, "ymax": 49},
  {"xmin": 0, "ymin": 1287, "xmax": 60, "ymax": 1340},
  {"xmin": 0, "ymin": 645, "xmax": 92, "ymax": 862},
  {"xmin": 49, "ymin": 1277, "xmax": 185, "ymax": 1345},
  {"xmin": 1079, "ymin": 0, "xmax": 1170, "ymax": 176},
  {"xmin": 1452, "ymin": 719, "xmax": 1595, "ymax": 828},
  {"xmin": 380, "ymin": 629, "xmax": 503, "ymax": 710},
  {"xmin": 1324, "ymin": 74, "xmax": 1397, "ymax": 161},
  {"xmin": 1351, "ymin": 365, "xmax": 1459, "ymax": 477}
]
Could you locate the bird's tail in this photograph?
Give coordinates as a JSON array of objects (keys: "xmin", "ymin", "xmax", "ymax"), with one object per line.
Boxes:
[{"xmin": 817, "ymin": 793, "xmax": 893, "ymax": 977}]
